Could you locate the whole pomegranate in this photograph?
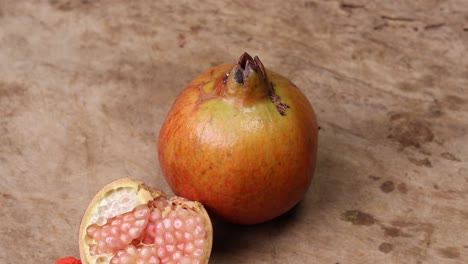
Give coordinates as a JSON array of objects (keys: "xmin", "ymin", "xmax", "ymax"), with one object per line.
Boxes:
[
  {"xmin": 158, "ymin": 53, "xmax": 318, "ymax": 225},
  {"xmin": 79, "ymin": 178, "xmax": 212, "ymax": 264}
]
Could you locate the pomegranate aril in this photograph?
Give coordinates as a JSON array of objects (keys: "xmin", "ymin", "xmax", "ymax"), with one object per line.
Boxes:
[
  {"xmin": 195, "ymin": 215, "xmax": 203, "ymax": 224},
  {"xmin": 164, "ymin": 232, "xmax": 176, "ymax": 244},
  {"xmin": 173, "ymin": 218, "xmax": 183, "ymax": 229},
  {"xmin": 146, "ymin": 223, "xmax": 156, "ymax": 235},
  {"xmin": 184, "ymin": 242, "xmax": 194, "ymax": 254},
  {"xmin": 148, "ymin": 256, "xmax": 160, "ymax": 264},
  {"xmin": 120, "ymin": 234, "xmax": 132, "ymax": 244},
  {"xmin": 193, "ymin": 248, "xmax": 204, "ymax": 257},
  {"xmin": 119, "ymin": 254, "xmax": 134, "ymax": 262},
  {"xmin": 185, "ymin": 218, "xmax": 195, "ymax": 231},
  {"xmin": 121, "ymin": 222, "xmax": 131, "ymax": 232},
  {"xmin": 123, "ymin": 214, "xmax": 135, "ymax": 222},
  {"xmin": 174, "ymin": 230, "xmax": 183, "ymax": 241},
  {"xmin": 135, "ymin": 219, "xmax": 146, "ymax": 227},
  {"xmin": 156, "ymin": 246, "xmax": 166, "ymax": 258},
  {"xmin": 134, "ymin": 206, "xmax": 150, "ymax": 218},
  {"xmin": 155, "ymin": 236, "xmax": 164, "ymax": 246},
  {"xmin": 121, "ymin": 255, "xmax": 133, "ymax": 263},
  {"xmin": 177, "ymin": 243, "xmax": 184, "ymax": 251},
  {"xmin": 110, "ymin": 226, "xmax": 120, "ymax": 235},
  {"xmin": 140, "ymin": 246, "xmax": 151, "ymax": 258},
  {"xmin": 126, "ymin": 245, "xmax": 137, "ymax": 255},
  {"xmin": 129, "ymin": 227, "xmax": 141, "ymax": 237},
  {"xmin": 111, "ymin": 219, "xmax": 122, "ymax": 226},
  {"xmin": 166, "ymin": 244, "xmax": 175, "ymax": 252},
  {"xmin": 86, "ymin": 224, "xmax": 98, "ymax": 236},
  {"xmin": 156, "ymin": 222, "xmax": 165, "ymax": 235},
  {"xmin": 193, "ymin": 225, "xmax": 206, "ymax": 238},
  {"xmin": 179, "ymin": 256, "xmax": 192, "ymax": 264},
  {"xmin": 163, "ymin": 218, "xmax": 172, "ymax": 230},
  {"xmin": 172, "ymin": 250, "xmax": 183, "ymax": 260},
  {"xmin": 111, "ymin": 245, "xmax": 162, "ymax": 264},
  {"xmin": 150, "ymin": 210, "xmax": 162, "ymax": 221},
  {"xmin": 194, "ymin": 238, "xmax": 205, "ymax": 247},
  {"xmin": 89, "ymin": 245, "xmax": 98, "ymax": 255},
  {"xmin": 102, "ymin": 226, "xmax": 111, "ymax": 237},
  {"xmin": 184, "ymin": 232, "xmax": 193, "ymax": 241},
  {"xmin": 97, "ymin": 240, "xmax": 106, "ymax": 251},
  {"xmin": 105, "ymin": 236, "xmax": 116, "ymax": 247}
]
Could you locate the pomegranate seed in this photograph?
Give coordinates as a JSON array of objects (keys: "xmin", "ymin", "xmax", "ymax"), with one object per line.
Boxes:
[
  {"xmin": 173, "ymin": 218, "xmax": 183, "ymax": 229},
  {"xmin": 85, "ymin": 191, "xmax": 208, "ymax": 263},
  {"xmin": 164, "ymin": 232, "xmax": 176, "ymax": 244},
  {"xmin": 163, "ymin": 218, "xmax": 172, "ymax": 230}
]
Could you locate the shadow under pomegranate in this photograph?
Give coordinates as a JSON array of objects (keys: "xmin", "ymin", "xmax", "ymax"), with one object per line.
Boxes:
[{"xmin": 210, "ymin": 202, "xmax": 304, "ymax": 258}]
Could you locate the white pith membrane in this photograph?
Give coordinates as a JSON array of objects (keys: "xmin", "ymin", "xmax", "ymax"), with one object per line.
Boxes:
[{"xmin": 80, "ymin": 180, "xmax": 211, "ymax": 264}]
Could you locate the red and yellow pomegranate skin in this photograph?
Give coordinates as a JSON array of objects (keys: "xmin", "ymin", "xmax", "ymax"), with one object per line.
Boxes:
[{"xmin": 158, "ymin": 53, "xmax": 318, "ymax": 225}]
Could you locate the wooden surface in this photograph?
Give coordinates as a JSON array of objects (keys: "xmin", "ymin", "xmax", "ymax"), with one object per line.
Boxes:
[{"xmin": 1, "ymin": 1, "xmax": 467, "ymax": 263}]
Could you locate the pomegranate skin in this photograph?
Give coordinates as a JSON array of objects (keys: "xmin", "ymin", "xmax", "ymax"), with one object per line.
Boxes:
[{"xmin": 158, "ymin": 53, "xmax": 318, "ymax": 225}]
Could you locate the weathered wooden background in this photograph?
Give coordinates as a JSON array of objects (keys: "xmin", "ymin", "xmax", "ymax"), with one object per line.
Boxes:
[{"xmin": 1, "ymin": 1, "xmax": 467, "ymax": 263}]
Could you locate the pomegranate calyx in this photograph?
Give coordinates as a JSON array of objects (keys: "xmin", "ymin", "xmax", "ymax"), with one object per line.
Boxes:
[
  {"xmin": 225, "ymin": 53, "xmax": 290, "ymax": 115},
  {"xmin": 235, "ymin": 52, "xmax": 267, "ymax": 83}
]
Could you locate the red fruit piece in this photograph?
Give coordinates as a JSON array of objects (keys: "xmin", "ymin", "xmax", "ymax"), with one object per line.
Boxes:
[
  {"xmin": 56, "ymin": 256, "xmax": 81, "ymax": 264},
  {"xmin": 158, "ymin": 52, "xmax": 318, "ymax": 224}
]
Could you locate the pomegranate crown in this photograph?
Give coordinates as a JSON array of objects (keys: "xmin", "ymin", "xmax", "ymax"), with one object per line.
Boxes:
[
  {"xmin": 233, "ymin": 52, "xmax": 268, "ymax": 84},
  {"xmin": 231, "ymin": 52, "xmax": 290, "ymax": 115}
]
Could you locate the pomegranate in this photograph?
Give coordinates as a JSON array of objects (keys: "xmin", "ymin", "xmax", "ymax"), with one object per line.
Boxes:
[
  {"xmin": 56, "ymin": 256, "xmax": 81, "ymax": 264},
  {"xmin": 158, "ymin": 53, "xmax": 318, "ymax": 224},
  {"xmin": 78, "ymin": 178, "xmax": 212, "ymax": 264}
]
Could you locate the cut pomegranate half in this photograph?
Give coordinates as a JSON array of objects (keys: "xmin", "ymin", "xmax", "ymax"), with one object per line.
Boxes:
[{"xmin": 78, "ymin": 178, "xmax": 212, "ymax": 264}]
